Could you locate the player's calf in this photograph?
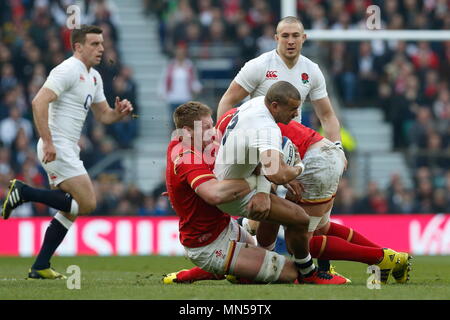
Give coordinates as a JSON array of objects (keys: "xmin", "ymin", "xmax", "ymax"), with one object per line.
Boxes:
[
  {"xmin": 2, "ymin": 179, "xmax": 80, "ymax": 219},
  {"xmin": 76, "ymin": 197, "xmax": 96, "ymax": 215}
]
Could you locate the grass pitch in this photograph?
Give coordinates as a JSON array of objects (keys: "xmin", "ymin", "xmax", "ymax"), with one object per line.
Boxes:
[{"xmin": 0, "ymin": 255, "xmax": 449, "ymax": 300}]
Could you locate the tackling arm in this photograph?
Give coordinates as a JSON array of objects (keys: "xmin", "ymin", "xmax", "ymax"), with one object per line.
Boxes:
[{"xmin": 195, "ymin": 179, "xmax": 252, "ymax": 206}]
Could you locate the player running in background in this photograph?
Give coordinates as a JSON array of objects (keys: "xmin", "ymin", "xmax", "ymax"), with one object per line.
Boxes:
[
  {"xmin": 165, "ymin": 101, "xmax": 320, "ymax": 284},
  {"xmin": 1, "ymin": 25, "xmax": 134, "ymax": 279}
]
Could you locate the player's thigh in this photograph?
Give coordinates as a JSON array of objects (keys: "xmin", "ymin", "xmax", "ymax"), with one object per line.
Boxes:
[
  {"xmin": 256, "ymin": 221, "xmax": 280, "ymax": 247},
  {"xmin": 266, "ymin": 194, "xmax": 309, "ymax": 228},
  {"xmin": 301, "ymin": 199, "xmax": 334, "ymax": 233},
  {"xmin": 58, "ymin": 174, "xmax": 96, "ymax": 215},
  {"xmin": 300, "ymin": 199, "xmax": 333, "ymax": 218},
  {"xmin": 298, "ymin": 142, "xmax": 344, "ymax": 203}
]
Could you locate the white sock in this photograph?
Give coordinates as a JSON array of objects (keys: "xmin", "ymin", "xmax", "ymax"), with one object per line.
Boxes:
[
  {"xmin": 54, "ymin": 212, "xmax": 73, "ymax": 229},
  {"xmin": 294, "ymin": 254, "xmax": 316, "ymax": 275},
  {"xmin": 70, "ymin": 199, "xmax": 79, "ymax": 216}
]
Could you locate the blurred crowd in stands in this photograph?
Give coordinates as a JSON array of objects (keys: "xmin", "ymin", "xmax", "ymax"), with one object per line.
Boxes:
[
  {"xmin": 149, "ymin": 0, "xmax": 450, "ymax": 214},
  {"xmin": 0, "ymin": 0, "xmax": 174, "ymax": 217},
  {"xmin": 0, "ymin": 0, "xmax": 448, "ymax": 216}
]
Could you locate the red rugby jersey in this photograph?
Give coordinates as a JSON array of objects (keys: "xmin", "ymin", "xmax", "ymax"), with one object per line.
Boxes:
[
  {"xmin": 277, "ymin": 121, "xmax": 323, "ymax": 159},
  {"xmin": 166, "ymin": 139, "xmax": 230, "ymax": 248},
  {"xmin": 216, "ymin": 108, "xmax": 323, "ymax": 159}
]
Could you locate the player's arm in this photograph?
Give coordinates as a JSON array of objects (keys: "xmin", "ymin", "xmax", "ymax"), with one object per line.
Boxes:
[
  {"xmin": 217, "ymin": 81, "xmax": 249, "ymax": 119},
  {"xmin": 311, "ymin": 97, "xmax": 342, "ymax": 142},
  {"xmin": 195, "ymin": 178, "xmax": 252, "ymax": 206},
  {"xmin": 260, "ymin": 149, "xmax": 303, "ymax": 185},
  {"xmin": 31, "ymin": 87, "xmax": 58, "ymax": 163},
  {"xmin": 91, "ymin": 97, "xmax": 133, "ymax": 125}
]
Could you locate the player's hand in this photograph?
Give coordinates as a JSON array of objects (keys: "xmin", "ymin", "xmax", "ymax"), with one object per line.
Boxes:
[
  {"xmin": 284, "ymin": 180, "xmax": 304, "ymax": 202},
  {"xmin": 246, "ymin": 192, "xmax": 271, "ymax": 220},
  {"xmin": 114, "ymin": 96, "xmax": 133, "ymax": 119},
  {"xmin": 334, "ymin": 141, "xmax": 348, "ymax": 170},
  {"xmin": 42, "ymin": 141, "xmax": 56, "ymax": 164}
]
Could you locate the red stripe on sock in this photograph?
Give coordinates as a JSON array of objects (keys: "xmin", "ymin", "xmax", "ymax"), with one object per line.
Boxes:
[
  {"xmin": 177, "ymin": 267, "xmax": 225, "ymax": 282},
  {"xmin": 327, "ymin": 222, "xmax": 380, "ymax": 248},
  {"xmin": 313, "ymin": 236, "xmax": 383, "ymax": 265}
]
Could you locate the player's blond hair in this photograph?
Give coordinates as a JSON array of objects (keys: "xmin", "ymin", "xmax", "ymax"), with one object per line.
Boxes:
[
  {"xmin": 276, "ymin": 16, "xmax": 305, "ymax": 34},
  {"xmin": 173, "ymin": 101, "xmax": 212, "ymax": 129}
]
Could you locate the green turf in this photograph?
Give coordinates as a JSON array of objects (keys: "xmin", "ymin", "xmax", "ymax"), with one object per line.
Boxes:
[{"xmin": 0, "ymin": 255, "xmax": 449, "ymax": 300}]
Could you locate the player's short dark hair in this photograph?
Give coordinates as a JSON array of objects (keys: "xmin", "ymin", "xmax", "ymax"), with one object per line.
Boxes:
[
  {"xmin": 265, "ymin": 81, "xmax": 301, "ymax": 106},
  {"xmin": 173, "ymin": 101, "xmax": 212, "ymax": 129},
  {"xmin": 276, "ymin": 16, "xmax": 304, "ymax": 33},
  {"xmin": 70, "ymin": 25, "xmax": 103, "ymax": 51}
]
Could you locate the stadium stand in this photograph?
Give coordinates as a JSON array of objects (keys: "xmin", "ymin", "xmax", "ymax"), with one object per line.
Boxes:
[
  {"xmin": 0, "ymin": 0, "xmax": 174, "ymax": 216},
  {"xmin": 1, "ymin": 0, "xmax": 448, "ymax": 216}
]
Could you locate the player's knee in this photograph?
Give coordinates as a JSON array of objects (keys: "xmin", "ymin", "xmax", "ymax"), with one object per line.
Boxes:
[
  {"xmin": 291, "ymin": 206, "xmax": 309, "ymax": 231},
  {"xmin": 78, "ymin": 198, "xmax": 96, "ymax": 215},
  {"xmin": 254, "ymin": 251, "xmax": 286, "ymax": 283},
  {"xmin": 278, "ymin": 260, "xmax": 299, "ymax": 283}
]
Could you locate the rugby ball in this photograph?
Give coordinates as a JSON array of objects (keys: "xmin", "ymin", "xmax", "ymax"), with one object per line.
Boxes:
[{"xmin": 282, "ymin": 136, "xmax": 296, "ymax": 166}]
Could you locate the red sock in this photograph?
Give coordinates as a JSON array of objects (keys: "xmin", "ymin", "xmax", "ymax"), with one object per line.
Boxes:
[
  {"xmin": 309, "ymin": 235, "xmax": 383, "ymax": 265},
  {"xmin": 327, "ymin": 222, "xmax": 380, "ymax": 248},
  {"xmin": 177, "ymin": 267, "xmax": 225, "ymax": 282}
]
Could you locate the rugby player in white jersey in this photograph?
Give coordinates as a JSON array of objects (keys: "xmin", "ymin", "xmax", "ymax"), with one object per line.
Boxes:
[
  {"xmin": 213, "ymin": 81, "xmax": 346, "ymax": 284},
  {"xmin": 216, "ymin": 16, "xmax": 348, "ymax": 275},
  {"xmin": 217, "ymin": 16, "xmax": 342, "ymax": 145},
  {"xmin": 1, "ymin": 25, "xmax": 133, "ymax": 279}
]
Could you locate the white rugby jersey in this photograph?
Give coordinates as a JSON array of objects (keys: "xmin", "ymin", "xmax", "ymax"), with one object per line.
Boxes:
[
  {"xmin": 234, "ymin": 49, "xmax": 328, "ymax": 123},
  {"xmin": 43, "ymin": 56, "xmax": 106, "ymax": 142},
  {"xmin": 214, "ymin": 96, "xmax": 282, "ymax": 180}
]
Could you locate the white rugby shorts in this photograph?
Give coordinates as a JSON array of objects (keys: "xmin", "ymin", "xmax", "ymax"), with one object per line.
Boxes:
[
  {"xmin": 297, "ymin": 139, "xmax": 345, "ymax": 204},
  {"xmin": 184, "ymin": 219, "xmax": 254, "ymax": 275},
  {"xmin": 37, "ymin": 137, "xmax": 87, "ymax": 187},
  {"xmin": 216, "ymin": 189, "xmax": 257, "ymax": 217}
]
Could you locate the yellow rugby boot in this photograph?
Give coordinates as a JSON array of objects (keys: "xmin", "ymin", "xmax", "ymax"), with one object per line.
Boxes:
[
  {"xmin": 162, "ymin": 269, "xmax": 188, "ymax": 284},
  {"xmin": 27, "ymin": 268, "xmax": 67, "ymax": 280},
  {"xmin": 329, "ymin": 265, "xmax": 352, "ymax": 283},
  {"xmin": 376, "ymin": 248, "xmax": 400, "ymax": 284},
  {"xmin": 392, "ymin": 252, "xmax": 412, "ymax": 284}
]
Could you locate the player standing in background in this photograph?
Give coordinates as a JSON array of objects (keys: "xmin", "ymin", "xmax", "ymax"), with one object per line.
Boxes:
[
  {"xmin": 217, "ymin": 16, "xmax": 345, "ymax": 274},
  {"xmin": 1, "ymin": 25, "xmax": 134, "ymax": 279},
  {"xmin": 217, "ymin": 16, "xmax": 342, "ymax": 148}
]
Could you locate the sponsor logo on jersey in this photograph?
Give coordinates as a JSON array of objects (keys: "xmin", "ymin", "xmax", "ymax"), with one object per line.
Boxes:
[
  {"xmin": 79, "ymin": 74, "xmax": 85, "ymax": 81},
  {"xmin": 265, "ymin": 70, "xmax": 278, "ymax": 79}
]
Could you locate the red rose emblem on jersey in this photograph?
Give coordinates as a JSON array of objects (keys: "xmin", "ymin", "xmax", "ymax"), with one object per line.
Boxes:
[{"xmin": 301, "ymin": 73, "xmax": 309, "ymax": 84}]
